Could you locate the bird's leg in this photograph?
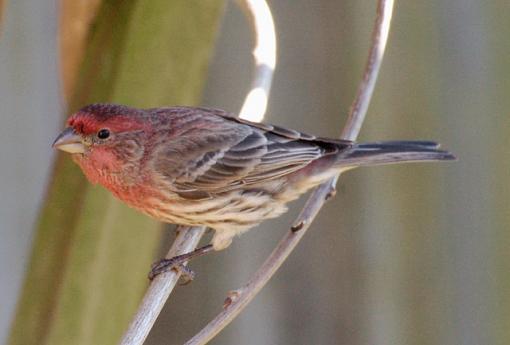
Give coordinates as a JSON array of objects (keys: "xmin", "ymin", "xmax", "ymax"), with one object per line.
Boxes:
[{"xmin": 148, "ymin": 244, "xmax": 214, "ymax": 281}]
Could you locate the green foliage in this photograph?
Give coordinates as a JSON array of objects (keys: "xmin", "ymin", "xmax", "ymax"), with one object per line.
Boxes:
[{"xmin": 8, "ymin": 1, "xmax": 225, "ymax": 344}]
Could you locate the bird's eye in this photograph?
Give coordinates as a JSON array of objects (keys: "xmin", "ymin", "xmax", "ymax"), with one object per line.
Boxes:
[{"xmin": 97, "ymin": 129, "xmax": 110, "ymax": 139}]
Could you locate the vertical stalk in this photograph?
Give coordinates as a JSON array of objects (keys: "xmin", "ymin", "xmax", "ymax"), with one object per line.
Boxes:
[{"xmin": 8, "ymin": 1, "xmax": 225, "ymax": 345}]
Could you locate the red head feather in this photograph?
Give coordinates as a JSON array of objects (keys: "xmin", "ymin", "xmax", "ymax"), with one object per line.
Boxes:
[{"xmin": 67, "ymin": 103, "xmax": 148, "ymax": 135}]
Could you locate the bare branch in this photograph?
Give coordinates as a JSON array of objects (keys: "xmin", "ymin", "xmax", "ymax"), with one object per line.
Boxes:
[
  {"xmin": 185, "ymin": 1, "xmax": 395, "ymax": 344},
  {"xmin": 119, "ymin": 1, "xmax": 277, "ymax": 344},
  {"xmin": 120, "ymin": 226, "xmax": 206, "ymax": 345},
  {"xmin": 341, "ymin": 0, "xmax": 393, "ymax": 141}
]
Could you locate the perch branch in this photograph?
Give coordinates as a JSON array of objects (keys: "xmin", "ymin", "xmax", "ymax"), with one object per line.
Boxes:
[
  {"xmin": 120, "ymin": 226, "xmax": 206, "ymax": 345},
  {"xmin": 185, "ymin": 1, "xmax": 394, "ymax": 344},
  {"xmin": 119, "ymin": 1, "xmax": 277, "ymax": 344}
]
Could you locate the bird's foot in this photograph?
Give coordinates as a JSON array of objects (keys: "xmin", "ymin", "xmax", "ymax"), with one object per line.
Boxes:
[
  {"xmin": 148, "ymin": 258, "xmax": 195, "ymax": 284},
  {"xmin": 147, "ymin": 244, "xmax": 214, "ymax": 282}
]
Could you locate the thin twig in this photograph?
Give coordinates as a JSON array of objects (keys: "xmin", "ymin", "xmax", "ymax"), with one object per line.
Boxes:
[
  {"xmin": 341, "ymin": 0, "xmax": 393, "ymax": 141},
  {"xmin": 185, "ymin": 1, "xmax": 394, "ymax": 344},
  {"xmin": 119, "ymin": 1, "xmax": 277, "ymax": 344}
]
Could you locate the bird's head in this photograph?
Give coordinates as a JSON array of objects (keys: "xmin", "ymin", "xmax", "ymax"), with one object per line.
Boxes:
[{"xmin": 53, "ymin": 104, "xmax": 150, "ymax": 184}]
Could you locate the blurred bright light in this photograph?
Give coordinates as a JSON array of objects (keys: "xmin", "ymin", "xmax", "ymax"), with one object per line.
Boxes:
[
  {"xmin": 239, "ymin": 87, "xmax": 268, "ymax": 122},
  {"xmin": 249, "ymin": 0, "xmax": 276, "ymax": 69},
  {"xmin": 238, "ymin": 0, "xmax": 276, "ymax": 123}
]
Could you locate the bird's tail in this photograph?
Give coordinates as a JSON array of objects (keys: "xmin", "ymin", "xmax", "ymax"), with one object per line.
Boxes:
[{"xmin": 335, "ymin": 140, "xmax": 456, "ymax": 168}]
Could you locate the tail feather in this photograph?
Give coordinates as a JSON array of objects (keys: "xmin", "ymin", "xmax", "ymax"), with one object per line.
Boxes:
[{"xmin": 336, "ymin": 140, "xmax": 456, "ymax": 168}]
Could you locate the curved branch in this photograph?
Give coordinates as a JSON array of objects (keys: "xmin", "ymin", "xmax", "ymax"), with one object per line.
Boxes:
[
  {"xmin": 185, "ymin": 1, "xmax": 394, "ymax": 344},
  {"xmin": 237, "ymin": 0, "xmax": 277, "ymax": 122},
  {"xmin": 341, "ymin": 0, "xmax": 393, "ymax": 141},
  {"xmin": 119, "ymin": 1, "xmax": 277, "ymax": 344}
]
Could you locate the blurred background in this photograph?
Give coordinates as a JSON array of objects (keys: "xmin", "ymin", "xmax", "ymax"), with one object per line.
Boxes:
[{"xmin": 1, "ymin": 1, "xmax": 509, "ymax": 345}]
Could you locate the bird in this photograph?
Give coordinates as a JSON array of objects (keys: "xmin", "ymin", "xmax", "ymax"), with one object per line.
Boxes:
[{"xmin": 53, "ymin": 103, "xmax": 455, "ymax": 278}]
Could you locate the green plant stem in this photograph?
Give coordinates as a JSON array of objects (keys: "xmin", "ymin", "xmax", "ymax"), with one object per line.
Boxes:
[{"xmin": 8, "ymin": 1, "xmax": 225, "ymax": 345}]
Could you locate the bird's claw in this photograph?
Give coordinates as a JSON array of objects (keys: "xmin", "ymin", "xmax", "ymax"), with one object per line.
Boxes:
[
  {"xmin": 148, "ymin": 258, "xmax": 195, "ymax": 284},
  {"xmin": 177, "ymin": 265, "xmax": 196, "ymax": 285}
]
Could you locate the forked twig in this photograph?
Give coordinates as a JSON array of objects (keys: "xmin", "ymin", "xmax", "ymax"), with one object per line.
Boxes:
[
  {"xmin": 119, "ymin": 1, "xmax": 277, "ymax": 344},
  {"xmin": 185, "ymin": 1, "xmax": 394, "ymax": 344}
]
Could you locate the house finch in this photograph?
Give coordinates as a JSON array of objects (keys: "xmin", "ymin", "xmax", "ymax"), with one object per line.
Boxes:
[{"xmin": 53, "ymin": 103, "xmax": 454, "ymax": 277}]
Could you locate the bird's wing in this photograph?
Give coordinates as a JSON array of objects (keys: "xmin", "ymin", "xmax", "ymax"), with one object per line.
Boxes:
[{"xmin": 151, "ymin": 107, "xmax": 351, "ymax": 196}]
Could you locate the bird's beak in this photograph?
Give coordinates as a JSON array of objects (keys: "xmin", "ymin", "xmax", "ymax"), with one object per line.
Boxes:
[{"xmin": 52, "ymin": 127, "xmax": 85, "ymax": 154}]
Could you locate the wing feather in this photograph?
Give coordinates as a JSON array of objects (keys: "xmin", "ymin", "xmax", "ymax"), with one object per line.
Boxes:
[{"xmin": 151, "ymin": 107, "xmax": 351, "ymax": 194}]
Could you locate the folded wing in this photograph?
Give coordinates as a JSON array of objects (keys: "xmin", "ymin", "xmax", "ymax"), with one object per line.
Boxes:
[{"xmin": 151, "ymin": 107, "xmax": 351, "ymax": 195}]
